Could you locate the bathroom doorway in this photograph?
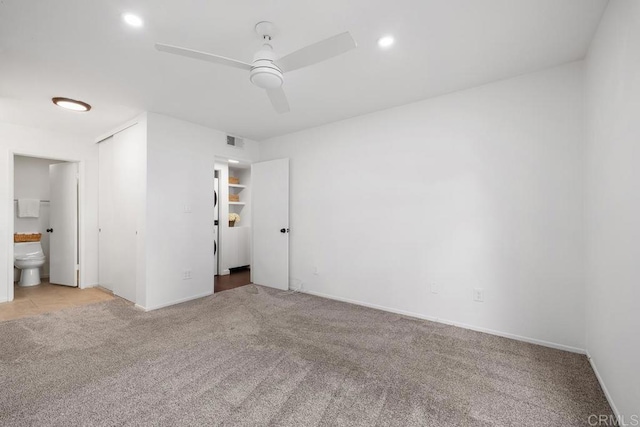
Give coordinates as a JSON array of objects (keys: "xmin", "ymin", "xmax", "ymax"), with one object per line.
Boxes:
[{"xmin": 12, "ymin": 155, "xmax": 80, "ymax": 292}]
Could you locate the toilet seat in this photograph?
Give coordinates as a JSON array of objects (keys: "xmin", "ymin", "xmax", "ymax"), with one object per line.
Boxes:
[{"xmin": 16, "ymin": 255, "xmax": 45, "ymax": 261}]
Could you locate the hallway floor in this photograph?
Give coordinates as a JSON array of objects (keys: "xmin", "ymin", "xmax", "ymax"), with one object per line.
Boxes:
[
  {"xmin": 0, "ymin": 281, "xmax": 114, "ymax": 322},
  {"xmin": 214, "ymin": 267, "xmax": 251, "ymax": 293}
]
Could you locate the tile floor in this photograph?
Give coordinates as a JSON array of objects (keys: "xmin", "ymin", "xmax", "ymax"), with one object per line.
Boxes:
[{"xmin": 0, "ymin": 280, "xmax": 114, "ymax": 322}]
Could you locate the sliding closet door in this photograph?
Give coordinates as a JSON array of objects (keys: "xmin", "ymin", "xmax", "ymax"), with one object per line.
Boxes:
[
  {"xmin": 99, "ymin": 137, "xmax": 115, "ymax": 292},
  {"xmin": 99, "ymin": 125, "xmax": 144, "ymax": 303}
]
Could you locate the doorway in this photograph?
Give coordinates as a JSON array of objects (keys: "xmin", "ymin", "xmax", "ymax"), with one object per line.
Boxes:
[
  {"xmin": 213, "ymin": 156, "xmax": 291, "ymax": 293},
  {"xmin": 10, "ymin": 154, "xmax": 80, "ymax": 301},
  {"xmin": 214, "ymin": 157, "xmax": 252, "ymax": 293}
]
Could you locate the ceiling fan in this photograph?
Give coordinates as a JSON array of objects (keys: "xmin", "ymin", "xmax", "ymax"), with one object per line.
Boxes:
[{"xmin": 155, "ymin": 21, "xmax": 357, "ymax": 114}]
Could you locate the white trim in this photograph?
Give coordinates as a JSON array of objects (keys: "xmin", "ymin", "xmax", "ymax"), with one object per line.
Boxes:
[
  {"xmin": 80, "ymin": 282, "xmax": 100, "ymax": 289},
  {"xmin": 587, "ymin": 352, "xmax": 620, "ymax": 419},
  {"xmin": 7, "ymin": 151, "xmax": 85, "ymax": 302},
  {"xmin": 5, "ymin": 152, "xmax": 14, "ymax": 302},
  {"xmin": 302, "ymin": 289, "xmax": 586, "ymax": 354},
  {"xmin": 134, "ymin": 291, "xmax": 213, "ymax": 312},
  {"xmin": 94, "ymin": 116, "xmax": 140, "ymax": 144}
]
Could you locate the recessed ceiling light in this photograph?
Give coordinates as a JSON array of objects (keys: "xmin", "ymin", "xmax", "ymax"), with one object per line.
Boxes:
[
  {"xmin": 377, "ymin": 36, "xmax": 395, "ymax": 49},
  {"xmin": 123, "ymin": 13, "xmax": 144, "ymax": 28},
  {"xmin": 52, "ymin": 97, "xmax": 91, "ymax": 112},
  {"xmin": 228, "ymin": 159, "xmax": 240, "ymax": 164}
]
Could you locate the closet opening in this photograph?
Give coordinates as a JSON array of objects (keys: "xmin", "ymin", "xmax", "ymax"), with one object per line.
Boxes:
[{"xmin": 214, "ymin": 157, "xmax": 252, "ymax": 293}]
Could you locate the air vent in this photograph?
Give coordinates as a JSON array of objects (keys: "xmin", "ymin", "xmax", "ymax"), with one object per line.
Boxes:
[{"xmin": 226, "ymin": 135, "xmax": 244, "ymax": 148}]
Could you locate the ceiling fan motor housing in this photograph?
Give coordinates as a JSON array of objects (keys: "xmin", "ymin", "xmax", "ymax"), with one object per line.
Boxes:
[{"xmin": 250, "ymin": 45, "xmax": 283, "ymax": 89}]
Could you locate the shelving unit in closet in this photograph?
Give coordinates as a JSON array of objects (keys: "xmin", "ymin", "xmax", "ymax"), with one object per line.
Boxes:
[
  {"xmin": 228, "ymin": 175, "xmax": 246, "ymax": 209},
  {"xmin": 226, "ymin": 166, "xmax": 251, "ymax": 269}
]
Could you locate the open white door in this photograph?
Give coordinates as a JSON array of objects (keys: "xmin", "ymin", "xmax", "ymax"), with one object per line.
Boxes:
[
  {"xmin": 251, "ymin": 158, "xmax": 289, "ymax": 290},
  {"xmin": 49, "ymin": 162, "xmax": 78, "ymax": 287}
]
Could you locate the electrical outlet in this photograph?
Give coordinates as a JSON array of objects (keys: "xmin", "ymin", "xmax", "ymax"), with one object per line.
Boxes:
[
  {"xmin": 430, "ymin": 283, "xmax": 439, "ymax": 294},
  {"xmin": 182, "ymin": 270, "xmax": 192, "ymax": 280},
  {"xmin": 473, "ymin": 288, "xmax": 484, "ymax": 302},
  {"xmin": 184, "ymin": 205, "xmax": 192, "ymax": 213},
  {"xmin": 313, "ymin": 267, "xmax": 319, "ymax": 276}
]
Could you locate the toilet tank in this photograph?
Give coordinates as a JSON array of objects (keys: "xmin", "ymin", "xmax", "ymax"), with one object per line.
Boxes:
[{"xmin": 14, "ymin": 242, "xmax": 44, "ymax": 259}]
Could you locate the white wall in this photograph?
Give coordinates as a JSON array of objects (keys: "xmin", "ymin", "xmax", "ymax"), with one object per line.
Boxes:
[
  {"xmin": 143, "ymin": 113, "xmax": 259, "ymax": 309},
  {"xmin": 259, "ymin": 62, "xmax": 586, "ymax": 351},
  {"xmin": 13, "ymin": 155, "xmax": 65, "ymax": 278},
  {"xmin": 584, "ymin": 1, "xmax": 640, "ymax": 418},
  {"xmin": 1, "ymin": 122, "xmax": 99, "ymax": 302}
]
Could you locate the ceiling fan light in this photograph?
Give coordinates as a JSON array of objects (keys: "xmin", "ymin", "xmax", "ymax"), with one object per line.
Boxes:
[{"xmin": 250, "ymin": 68, "xmax": 283, "ymax": 89}]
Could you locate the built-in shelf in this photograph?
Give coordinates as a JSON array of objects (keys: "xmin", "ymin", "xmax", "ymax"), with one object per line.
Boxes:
[
  {"xmin": 228, "ymin": 184, "xmax": 247, "ymax": 189},
  {"xmin": 229, "ymin": 202, "xmax": 246, "ymax": 205}
]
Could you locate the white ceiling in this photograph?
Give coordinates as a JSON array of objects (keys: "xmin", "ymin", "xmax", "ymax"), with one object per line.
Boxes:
[{"xmin": 0, "ymin": 0, "xmax": 608, "ymax": 141}]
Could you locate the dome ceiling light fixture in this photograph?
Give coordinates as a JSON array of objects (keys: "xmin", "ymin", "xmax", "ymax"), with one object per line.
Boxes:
[{"xmin": 52, "ymin": 97, "xmax": 92, "ymax": 112}]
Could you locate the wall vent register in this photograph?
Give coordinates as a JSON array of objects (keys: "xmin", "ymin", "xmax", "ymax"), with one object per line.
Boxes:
[{"xmin": 227, "ymin": 135, "xmax": 244, "ymax": 148}]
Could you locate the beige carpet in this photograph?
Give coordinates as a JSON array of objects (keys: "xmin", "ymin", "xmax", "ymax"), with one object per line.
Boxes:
[{"xmin": 0, "ymin": 285, "xmax": 611, "ymax": 426}]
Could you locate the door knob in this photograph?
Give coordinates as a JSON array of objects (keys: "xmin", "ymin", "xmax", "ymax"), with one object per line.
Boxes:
[{"xmin": 46, "ymin": 228, "xmax": 53, "ymax": 233}]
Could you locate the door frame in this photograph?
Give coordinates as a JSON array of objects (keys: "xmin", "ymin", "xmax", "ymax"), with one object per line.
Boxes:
[
  {"xmin": 6, "ymin": 151, "xmax": 84, "ymax": 302},
  {"xmin": 213, "ymin": 155, "xmax": 253, "ymax": 287}
]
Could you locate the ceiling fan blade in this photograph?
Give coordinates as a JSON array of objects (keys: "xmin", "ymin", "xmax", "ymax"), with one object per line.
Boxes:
[
  {"xmin": 266, "ymin": 87, "xmax": 290, "ymax": 114},
  {"xmin": 155, "ymin": 43, "xmax": 252, "ymax": 71},
  {"xmin": 275, "ymin": 32, "xmax": 357, "ymax": 73}
]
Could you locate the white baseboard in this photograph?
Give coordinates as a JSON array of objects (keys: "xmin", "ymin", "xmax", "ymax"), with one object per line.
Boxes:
[
  {"xmin": 93, "ymin": 285, "xmax": 114, "ymax": 295},
  {"xmin": 134, "ymin": 291, "xmax": 213, "ymax": 312},
  {"xmin": 302, "ymin": 289, "xmax": 586, "ymax": 355},
  {"xmin": 587, "ymin": 352, "xmax": 620, "ymax": 419}
]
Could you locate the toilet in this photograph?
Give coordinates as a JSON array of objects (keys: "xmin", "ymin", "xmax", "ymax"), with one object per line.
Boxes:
[{"xmin": 14, "ymin": 241, "xmax": 46, "ymax": 287}]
